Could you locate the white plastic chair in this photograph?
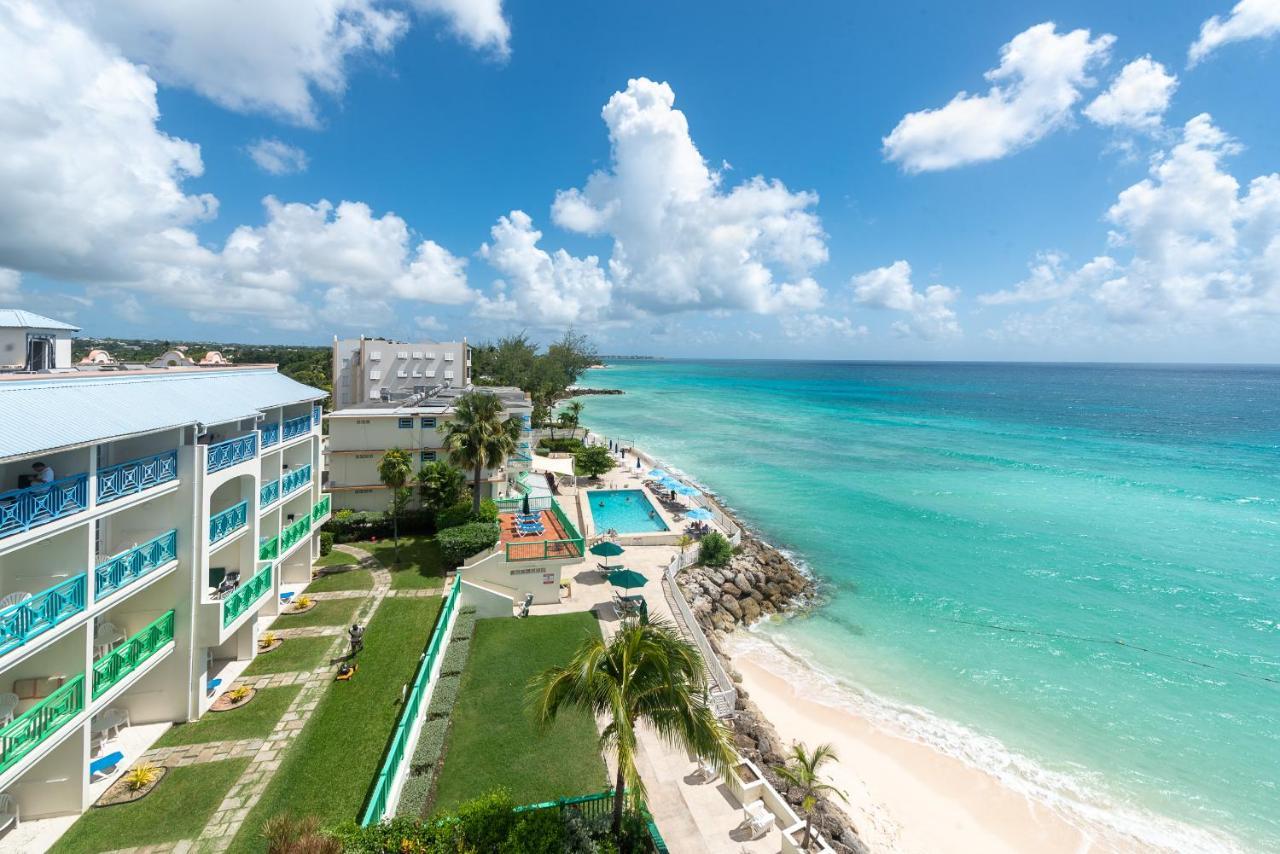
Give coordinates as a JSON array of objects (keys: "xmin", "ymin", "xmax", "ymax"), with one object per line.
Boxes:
[
  {"xmin": 0, "ymin": 592, "xmax": 30, "ymax": 611},
  {"xmin": 743, "ymin": 800, "xmax": 774, "ymax": 839},
  {"xmin": 0, "ymin": 694, "xmax": 17, "ymax": 727},
  {"xmin": 0, "ymin": 793, "xmax": 17, "ymax": 833},
  {"xmin": 93, "ymin": 622, "xmax": 126, "ymax": 658},
  {"xmin": 94, "ymin": 707, "xmax": 130, "ymax": 739}
]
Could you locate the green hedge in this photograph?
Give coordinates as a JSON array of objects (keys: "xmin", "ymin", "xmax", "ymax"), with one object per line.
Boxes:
[
  {"xmin": 437, "ymin": 523, "xmax": 500, "ymax": 567},
  {"xmin": 396, "ymin": 774, "xmax": 433, "ymax": 819},
  {"xmin": 411, "ymin": 717, "xmax": 451, "ymax": 775},
  {"xmin": 536, "ymin": 437, "xmax": 584, "ymax": 454},
  {"xmin": 319, "ymin": 531, "xmax": 334, "ymax": 556},
  {"xmin": 434, "ymin": 501, "xmax": 474, "ymax": 532},
  {"xmin": 324, "ymin": 508, "xmax": 434, "ymax": 543},
  {"xmin": 450, "ymin": 611, "xmax": 478, "ymax": 642},
  {"xmin": 441, "ymin": 638, "xmax": 470, "ymax": 676},
  {"xmin": 427, "ymin": 675, "xmax": 461, "ymax": 721}
]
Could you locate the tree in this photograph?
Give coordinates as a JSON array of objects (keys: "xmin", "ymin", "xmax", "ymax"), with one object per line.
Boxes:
[
  {"xmin": 418, "ymin": 460, "xmax": 467, "ymax": 518},
  {"xmin": 698, "ymin": 531, "xmax": 732, "ymax": 567},
  {"xmin": 574, "ymin": 445, "xmax": 616, "ymax": 479},
  {"xmin": 530, "ymin": 618, "xmax": 735, "ymax": 840},
  {"xmin": 563, "ymin": 400, "xmax": 585, "ymax": 439},
  {"xmin": 438, "ymin": 391, "xmax": 521, "ymax": 514},
  {"xmin": 773, "ymin": 742, "xmax": 848, "ymax": 850},
  {"xmin": 377, "ymin": 448, "xmax": 413, "ymax": 565}
]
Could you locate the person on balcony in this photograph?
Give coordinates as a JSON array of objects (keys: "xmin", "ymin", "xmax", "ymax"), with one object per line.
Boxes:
[{"xmin": 30, "ymin": 461, "xmax": 54, "ymax": 487}]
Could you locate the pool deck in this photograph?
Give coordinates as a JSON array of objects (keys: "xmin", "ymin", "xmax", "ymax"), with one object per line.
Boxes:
[{"xmin": 498, "ymin": 507, "xmax": 582, "ymax": 560}]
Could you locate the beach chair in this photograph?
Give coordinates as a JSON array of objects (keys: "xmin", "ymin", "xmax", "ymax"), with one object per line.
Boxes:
[
  {"xmin": 89, "ymin": 751, "xmax": 124, "ymax": 781},
  {"xmin": 742, "ymin": 799, "xmax": 774, "ymax": 839}
]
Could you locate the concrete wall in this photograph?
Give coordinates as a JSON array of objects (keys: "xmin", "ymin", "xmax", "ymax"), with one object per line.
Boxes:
[{"xmin": 459, "ymin": 549, "xmax": 565, "ymax": 606}]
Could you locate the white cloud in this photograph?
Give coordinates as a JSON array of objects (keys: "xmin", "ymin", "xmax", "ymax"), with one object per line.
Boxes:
[
  {"xmin": 551, "ymin": 78, "xmax": 828, "ymax": 316},
  {"xmin": 780, "ymin": 313, "xmax": 867, "ymax": 340},
  {"xmin": 476, "ymin": 210, "xmax": 612, "ymax": 327},
  {"xmin": 1084, "ymin": 57, "xmax": 1178, "ymax": 131},
  {"xmin": 1188, "ymin": 0, "xmax": 1280, "ymax": 66},
  {"xmin": 883, "ymin": 23, "xmax": 1115, "ymax": 172},
  {"xmin": 247, "ymin": 138, "xmax": 310, "ymax": 175},
  {"xmin": 981, "ymin": 252, "xmax": 1119, "ymax": 305},
  {"xmin": 0, "ymin": 269, "xmax": 20, "ymax": 301},
  {"xmin": 410, "ymin": 0, "xmax": 509, "ymax": 58},
  {"xmin": 852, "ymin": 261, "xmax": 960, "ymax": 339}
]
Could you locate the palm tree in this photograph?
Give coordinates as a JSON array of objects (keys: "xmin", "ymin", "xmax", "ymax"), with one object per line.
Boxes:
[
  {"xmin": 530, "ymin": 618, "xmax": 735, "ymax": 840},
  {"xmin": 564, "ymin": 400, "xmax": 585, "ymax": 440},
  {"xmin": 377, "ymin": 448, "xmax": 413, "ymax": 565},
  {"xmin": 773, "ymin": 742, "xmax": 848, "ymax": 850},
  {"xmin": 438, "ymin": 391, "xmax": 520, "ymax": 514}
]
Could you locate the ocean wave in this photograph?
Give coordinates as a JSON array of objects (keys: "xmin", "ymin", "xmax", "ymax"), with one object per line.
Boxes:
[{"xmin": 731, "ymin": 630, "xmax": 1250, "ymax": 854}]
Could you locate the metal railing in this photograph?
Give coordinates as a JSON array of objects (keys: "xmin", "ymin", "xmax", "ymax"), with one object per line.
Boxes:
[
  {"xmin": 279, "ymin": 514, "xmax": 311, "ymax": 553},
  {"xmin": 311, "ymin": 494, "xmax": 331, "ymax": 524},
  {"xmin": 312, "ymin": 404, "xmax": 322, "ymax": 427},
  {"xmin": 0, "ymin": 575, "xmax": 87, "ymax": 657},
  {"xmin": 361, "ymin": 575, "xmax": 461, "ymax": 826},
  {"xmin": 259, "ymin": 535, "xmax": 280, "ymax": 562},
  {"xmin": 259, "ymin": 478, "xmax": 280, "ymax": 508},
  {"xmin": 514, "ymin": 790, "xmax": 668, "ymax": 852},
  {"xmin": 95, "ymin": 530, "xmax": 178, "ymax": 598},
  {"xmin": 209, "ymin": 500, "xmax": 249, "ymax": 544},
  {"xmin": 207, "ymin": 434, "xmax": 257, "ymax": 473},
  {"xmin": 0, "ymin": 473, "xmax": 89, "ymax": 539},
  {"xmin": 97, "ymin": 450, "xmax": 178, "ymax": 504},
  {"xmin": 222, "ymin": 564, "xmax": 271, "ymax": 628},
  {"xmin": 281, "ymin": 464, "xmax": 311, "ymax": 496},
  {"xmin": 261, "ymin": 422, "xmax": 281, "ymax": 448},
  {"xmin": 91, "ymin": 610, "xmax": 175, "ymax": 700},
  {"xmin": 282, "ymin": 413, "xmax": 312, "ymax": 442},
  {"xmin": 0, "ymin": 674, "xmax": 83, "ymax": 774},
  {"xmin": 663, "ymin": 560, "xmax": 736, "ymax": 718}
]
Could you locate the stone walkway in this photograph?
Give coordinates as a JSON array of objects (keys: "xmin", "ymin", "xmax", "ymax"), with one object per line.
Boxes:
[{"xmin": 142, "ymin": 738, "xmax": 264, "ymax": 768}]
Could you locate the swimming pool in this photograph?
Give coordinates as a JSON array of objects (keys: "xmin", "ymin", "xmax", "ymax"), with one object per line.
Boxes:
[{"xmin": 588, "ymin": 489, "xmax": 669, "ymax": 534}]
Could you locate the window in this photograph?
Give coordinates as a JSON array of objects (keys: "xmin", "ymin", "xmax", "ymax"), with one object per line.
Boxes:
[
  {"xmin": 411, "ymin": 369, "xmax": 421, "ymax": 378},
  {"xmin": 412, "ymin": 351, "xmax": 424, "ymax": 359},
  {"xmin": 444, "ymin": 371, "xmax": 454, "ymax": 380},
  {"xmin": 398, "ymin": 417, "xmax": 412, "ymax": 428},
  {"xmin": 444, "ymin": 353, "xmax": 455, "ymax": 361},
  {"xmin": 355, "ymin": 418, "xmax": 371, "ymax": 424},
  {"xmin": 425, "ymin": 351, "xmax": 436, "ymax": 359},
  {"xmin": 369, "ymin": 351, "xmax": 381, "ymax": 361},
  {"xmin": 397, "ymin": 369, "xmax": 408, "ymax": 378},
  {"xmin": 369, "ymin": 369, "xmax": 381, "ymax": 380},
  {"xmin": 397, "ymin": 350, "xmax": 408, "ymax": 360},
  {"xmin": 420, "ymin": 450, "xmax": 437, "ymax": 462},
  {"xmin": 425, "ymin": 370, "xmax": 436, "ymax": 378},
  {"xmin": 420, "ymin": 417, "xmax": 436, "ymax": 429},
  {"xmin": 368, "ymin": 389, "xmax": 381, "ymax": 399}
]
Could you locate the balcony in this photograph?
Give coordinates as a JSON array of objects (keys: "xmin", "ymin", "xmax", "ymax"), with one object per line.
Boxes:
[
  {"xmin": 502, "ymin": 500, "xmax": 584, "ymax": 563},
  {"xmin": 258, "ymin": 535, "xmax": 279, "ymax": 562},
  {"xmin": 0, "ymin": 474, "xmax": 89, "ymax": 540},
  {"xmin": 222, "ymin": 564, "xmax": 271, "ymax": 628},
  {"xmin": 209, "ymin": 501, "xmax": 249, "ymax": 545},
  {"xmin": 95, "ymin": 530, "xmax": 178, "ymax": 599},
  {"xmin": 91, "ymin": 611, "xmax": 175, "ymax": 701},
  {"xmin": 312, "ymin": 404, "xmax": 322, "ymax": 427},
  {"xmin": 282, "ymin": 414, "xmax": 312, "ymax": 442},
  {"xmin": 0, "ymin": 575, "xmax": 87, "ymax": 657},
  {"xmin": 207, "ymin": 434, "xmax": 257, "ymax": 474},
  {"xmin": 281, "ymin": 464, "xmax": 311, "ymax": 497},
  {"xmin": 97, "ymin": 450, "xmax": 178, "ymax": 504},
  {"xmin": 311, "ymin": 494, "xmax": 331, "ymax": 525},
  {"xmin": 259, "ymin": 478, "xmax": 280, "ymax": 509},
  {"xmin": 260, "ymin": 422, "xmax": 281, "ymax": 449},
  {"xmin": 279, "ymin": 514, "xmax": 311, "ymax": 554},
  {"xmin": 0, "ymin": 674, "xmax": 83, "ymax": 775}
]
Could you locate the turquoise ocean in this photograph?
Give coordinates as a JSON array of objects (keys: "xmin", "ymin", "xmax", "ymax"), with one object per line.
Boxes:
[{"xmin": 578, "ymin": 360, "xmax": 1279, "ymax": 853}]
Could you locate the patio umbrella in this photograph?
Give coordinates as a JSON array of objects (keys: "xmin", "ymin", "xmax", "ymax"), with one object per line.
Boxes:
[
  {"xmin": 672, "ymin": 483, "xmax": 701, "ymax": 497},
  {"xmin": 607, "ymin": 568, "xmax": 648, "ymax": 590},
  {"xmin": 657, "ymin": 476, "xmax": 682, "ymax": 490},
  {"xmin": 589, "ymin": 540, "xmax": 626, "ymax": 569},
  {"xmin": 521, "ymin": 492, "xmax": 531, "ymax": 516},
  {"xmin": 685, "ymin": 507, "xmax": 713, "ymax": 521},
  {"xmin": 648, "ymin": 468, "xmax": 669, "ymax": 479}
]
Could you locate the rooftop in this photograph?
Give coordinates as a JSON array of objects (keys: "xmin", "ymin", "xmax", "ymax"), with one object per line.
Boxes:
[
  {"xmin": 329, "ymin": 384, "xmax": 530, "ymax": 417},
  {"xmin": 0, "ymin": 309, "xmax": 79, "ymax": 331}
]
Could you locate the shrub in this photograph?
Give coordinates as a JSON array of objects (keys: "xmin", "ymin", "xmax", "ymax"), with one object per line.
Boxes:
[
  {"xmin": 537, "ymin": 437, "xmax": 584, "ymax": 454},
  {"xmin": 434, "ymin": 500, "xmax": 473, "ymax": 532},
  {"xmin": 437, "ymin": 523, "xmax": 500, "ymax": 567},
  {"xmin": 411, "ymin": 717, "xmax": 450, "ymax": 774},
  {"xmin": 226, "ymin": 685, "xmax": 252, "ymax": 704},
  {"xmin": 450, "ymin": 611, "xmax": 477, "ymax": 642},
  {"xmin": 396, "ymin": 774, "xmax": 434, "ymax": 819},
  {"xmin": 426, "ymin": 675, "xmax": 461, "ymax": 720},
  {"xmin": 292, "ymin": 595, "xmax": 313, "ymax": 611},
  {"xmin": 476, "ymin": 498, "xmax": 498, "ymax": 523},
  {"xmin": 504, "ymin": 808, "xmax": 567, "ymax": 853},
  {"xmin": 451, "ymin": 789, "xmax": 518, "ymax": 852},
  {"xmin": 319, "ymin": 531, "xmax": 334, "ymax": 556},
  {"xmin": 123, "ymin": 763, "xmax": 161, "ymax": 792},
  {"xmin": 258, "ymin": 631, "xmax": 277, "ymax": 650},
  {"xmin": 440, "ymin": 639, "xmax": 470, "ymax": 676},
  {"xmin": 324, "ymin": 508, "xmax": 433, "ymax": 543},
  {"xmin": 698, "ymin": 531, "xmax": 733, "ymax": 567},
  {"xmin": 574, "ymin": 445, "xmax": 615, "ymax": 479}
]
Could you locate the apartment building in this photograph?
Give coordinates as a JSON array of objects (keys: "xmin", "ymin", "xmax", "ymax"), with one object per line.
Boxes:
[
  {"xmin": 331, "ymin": 337, "xmax": 470, "ymax": 410},
  {"xmin": 0, "ymin": 313, "xmax": 328, "ymax": 827}
]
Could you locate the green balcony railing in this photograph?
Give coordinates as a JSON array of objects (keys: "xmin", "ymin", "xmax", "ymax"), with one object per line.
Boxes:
[
  {"xmin": 279, "ymin": 514, "xmax": 311, "ymax": 553},
  {"xmin": 0, "ymin": 674, "xmax": 84, "ymax": 774},
  {"xmin": 222, "ymin": 564, "xmax": 272, "ymax": 628},
  {"xmin": 311, "ymin": 494, "xmax": 331, "ymax": 524},
  {"xmin": 505, "ymin": 499, "xmax": 584, "ymax": 562},
  {"xmin": 514, "ymin": 790, "xmax": 667, "ymax": 853},
  {"xmin": 92, "ymin": 611, "xmax": 175, "ymax": 700},
  {"xmin": 258, "ymin": 535, "xmax": 280, "ymax": 562}
]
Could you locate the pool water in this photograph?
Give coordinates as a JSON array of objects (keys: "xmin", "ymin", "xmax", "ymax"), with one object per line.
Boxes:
[{"xmin": 588, "ymin": 489, "xmax": 669, "ymax": 534}]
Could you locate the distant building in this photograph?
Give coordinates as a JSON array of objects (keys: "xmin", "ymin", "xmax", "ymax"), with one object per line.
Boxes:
[
  {"xmin": 199, "ymin": 350, "xmax": 231, "ymax": 366},
  {"xmin": 0, "ymin": 309, "xmax": 78, "ymax": 372},
  {"xmin": 78, "ymin": 348, "xmax": 115, "ymax": 365},
  {"xmin": 331, "ymin": 336, "xmax": 470, "ymax": 411},
  {"xmin": 149, "ymin": 349, "xmax": 195, "ymax": 368}
]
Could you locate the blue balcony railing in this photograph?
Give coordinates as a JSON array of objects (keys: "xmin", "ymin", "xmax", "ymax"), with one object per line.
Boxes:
[
  {"xmin": 312, "ymin": 404, "xmax": 322, "ymax": 427},
  {"xmin": 0, "ymin": 575, "xmax": 87, "ymax": 657},
  {"xmin": 95, "ymin": 530, "xmax": 178, "ymax": 599},
  {"xmin": 260, "ymin": 422, "xmax": 280, "ymax": 448},
  {"xmin": 259, "ymin": 479, "xmax": 280, "ymax": 508},
  {"xmin": 281, "ymin": 464, "xmax": 311, "ymax": 497},
  {"xmin": 0, "ymin": 474, "xmax": 89, "ymax": 540},
  {"xmin": 207, "ymin": 435, "xmax": 257, "ymax": 474},
  {"xmin": 282, "ymin": 414, "xmax": 311, "ymax": 442},
  {"xmin": 97, "ymin": 450, "xmax": 178, "ymax": 504},
  {"xmin": 209, "ymin": 501, "xmax": 249, "ymax": 544}
]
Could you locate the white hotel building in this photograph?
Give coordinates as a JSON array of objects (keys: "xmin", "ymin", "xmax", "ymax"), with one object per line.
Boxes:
[{"xmin": 0, "ymin": 312, "xmax": 327, "ymax": 827}]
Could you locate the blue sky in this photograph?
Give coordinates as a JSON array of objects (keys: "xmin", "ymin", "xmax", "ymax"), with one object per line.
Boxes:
[{"xmin": 3, "ymin": 1, "xmax": 1279, "ymax": 361}]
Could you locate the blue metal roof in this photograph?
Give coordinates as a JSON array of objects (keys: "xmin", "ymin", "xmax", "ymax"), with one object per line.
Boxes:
[
  {"xmin": 0, "ymin": 310, "xmax": 79, "ymax": 331},
  {"xmin": 0, "ymin": 368, "xmax": 325, "ymax": 460}
]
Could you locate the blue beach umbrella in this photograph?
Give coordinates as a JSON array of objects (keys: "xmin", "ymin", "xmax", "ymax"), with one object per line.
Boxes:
[
  {"xmin": 657, "ymin": 476, "xmax": 681, "ymax": 490},
  {"xmin": 672, "ymin": 483, "xmax": 701, "ymax": 497},
  {"xmin": 685, "ymin": 508, "xmax": 713, "ymax": 521},
  {"xmin": 648, "ymin": 468, "xmax": 669, "ymax": 479}
]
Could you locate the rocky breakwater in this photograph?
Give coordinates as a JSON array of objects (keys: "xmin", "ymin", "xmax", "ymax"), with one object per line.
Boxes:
[{"xmin": 676, "ymin": 537, "xmax": 868, "ymax": 854}]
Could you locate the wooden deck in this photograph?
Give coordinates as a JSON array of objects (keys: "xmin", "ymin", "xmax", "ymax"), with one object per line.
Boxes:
[{"xmin": 499, "ymin": 510, "xmax": 582, "ymax": 561}]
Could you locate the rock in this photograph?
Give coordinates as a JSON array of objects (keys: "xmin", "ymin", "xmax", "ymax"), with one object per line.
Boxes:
[
  {"xmin": 748, "ymin": 588, "xmax": 764, "ymax": 603},
  {"xmin": 719, "ymin": 595, "xmax": 742, "ymax": 620},
  {"xmin": 707, "ymin": 569, "xmax": 726, "ymax": 586},
  {"xmin": 721, "ymin": 582, "xmax": 742, "ymax": 598},
  {"xmin": 740, "ymin": 598, "xmax": 761, "ymax": 623},
  {"xmin": 733, "ymin": 571, "xmax": 752, "ymax": 592}
]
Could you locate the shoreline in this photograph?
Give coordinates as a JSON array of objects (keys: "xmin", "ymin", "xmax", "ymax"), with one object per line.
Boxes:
[{"xmin": 587, "ymin": 430, "xmax": 1246, "ymax": 854}]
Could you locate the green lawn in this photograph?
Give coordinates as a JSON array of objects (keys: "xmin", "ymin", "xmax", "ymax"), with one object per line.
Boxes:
[
  {"xmin": 305, "ymin": 566, "xmax": 373, "ymax": 593},
  {"xmin": 243, "ymin": 636, "xmax": 334, "ymax": 676},
  {"xmin": 352, "ymin": 535, "xmax": 445, "ymax": 589},
  {"xmin": 431, "ymin": 612, "xmax": 608, "ymax": 814},
  {"xmin": 315, "ymin": 550, "xmax": 358, "ymax": 568},
  {"xmin": 154, "ymin": 685, "xmax": 302, "ymax": 747},
  {"xmin": 228, "ymin": 595, "xmax": 443, "ymax": 851},
  {"xmin": 52, "ymin": 758, "xmax": 249, "ymax": 853},
  {"xmin": 272, "ymin": 596, "xmax": 361, "ymax": 629}
]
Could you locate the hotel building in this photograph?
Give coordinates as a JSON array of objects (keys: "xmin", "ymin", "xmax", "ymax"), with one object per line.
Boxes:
[{"xmin": 0, "ymin": 312, "xmax": 328, "ymax": 825}]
